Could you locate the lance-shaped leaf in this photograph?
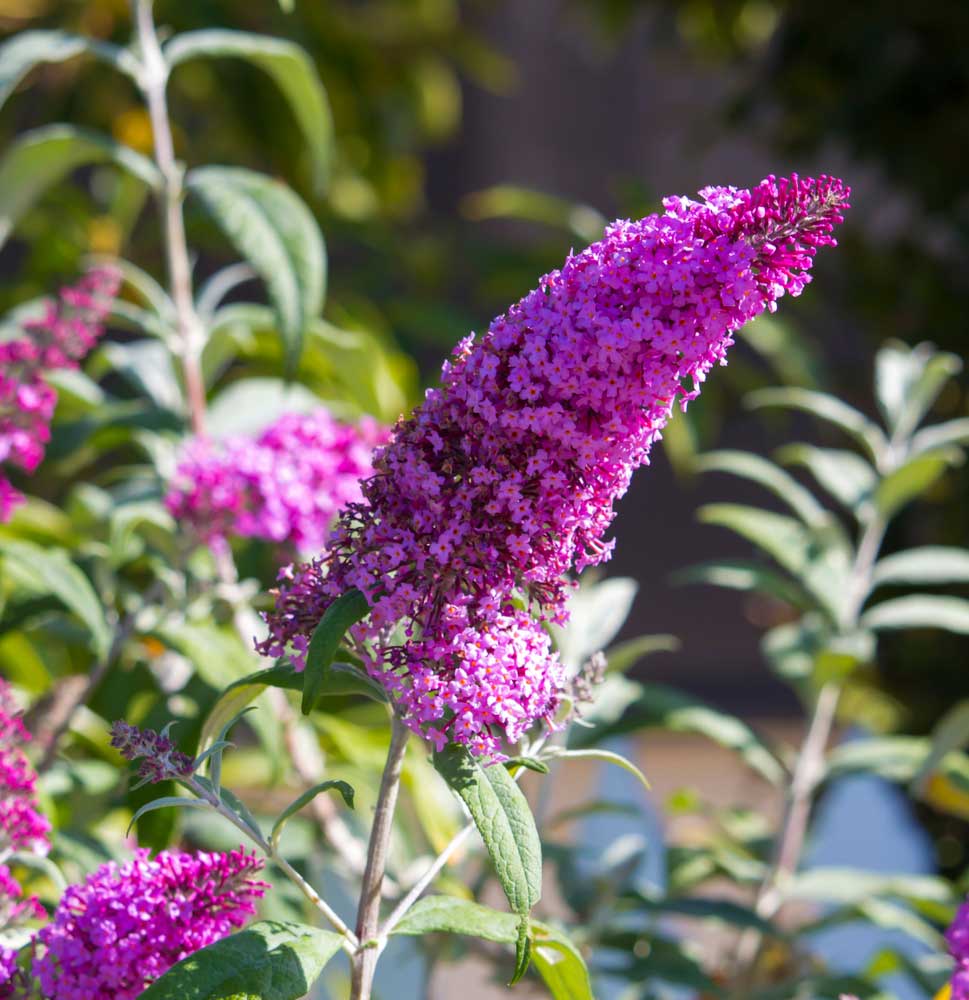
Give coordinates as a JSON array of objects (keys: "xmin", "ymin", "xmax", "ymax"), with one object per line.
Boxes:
[
  {"xmin": 0, "ymin": 539, "xmax": 110, "ymax": 657},
  {"xmin": 547, "ymin": 747, "xmax": 650, "ymax": 791},
  {"xmin": 0, "ymin": 124, "xmax": 160, "ymax": 248},
  {"xmin": 860, "ymin": 595, "xmax": 969, "ymax": 635},
  {"xmin": 874, "ymin": 451, "xmax": 957, "ymax": 519},
  {"xmin": 910, "ymin": 417, "xmax": 969, "ymax": 457},
  {"xmin": 695, "ymin": 449, "xmax": 827, "ymax": 526},
  {"xmin": 138, "ymin": 920, "xmax": 343, "ymax": 1000},
  {"xmin": 434, "ymin": 744, "xmax": 542, "ymax": 979},
  {"xmin": 300, "ymin": 589, "xmax": 371, "ymax": 714},
  {"xmin": 911, "ymin": 701, "xmax": 969, "ymax": 796},
  {"xmin": 875, "ymin": 341, "xmax": 961, "ymax": 441},
  {"xmin": 602, "ymin": 633, "xmax": 680, "ymax": 673},
  {"xmin": 777, "ymin": 444, "xmax": 877, "ymax": 515},
  {"xmin": 746, "ymin": 386, "xmax": 887, "ymax": 464},
  {"xmin": 165, "ymin": 30, "xmax": 333, "ymax": 192},
  {"xmin": 187, "ymin": 166, "xmax": 326, "ymax": 372},
  {"xmin": 873, "ymin": 546, "xmax": 969, "ymax": 587},
  {"xmin": 0, "ymin": 29, "xmax": 137, "ymax": 110},
  {"xmin": 270, "ymin": 780, "xmax": 355, "ymax": 850},
  {"xmin": 675, "ymin": 559, "xmax": 814, "ymax": 611}
]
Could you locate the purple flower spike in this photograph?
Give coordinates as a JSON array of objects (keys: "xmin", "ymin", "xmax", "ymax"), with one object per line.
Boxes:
[{"xmin": 259, "ymin": 174, "xmax": 849, "ymax": 758}]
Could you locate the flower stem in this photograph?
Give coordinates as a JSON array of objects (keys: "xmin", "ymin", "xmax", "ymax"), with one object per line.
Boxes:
[
  {"xmin": 131, "ymin": 0, "xmax": 207, "ymax": 435},
  {"xmin": 350, "ymin": 714, "xmax": 411, "ymax": 1000}
]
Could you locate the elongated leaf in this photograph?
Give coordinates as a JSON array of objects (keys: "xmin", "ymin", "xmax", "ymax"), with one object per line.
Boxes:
[
  {"xmin": 778, "ymin": 444, "xmax": 877, "ymax": 515},
  {"xmin": 301, "ymin": 590, "xmax": 370, "ymax": 714},
  {"xmin": 861, "ymin": 596, "xmax": 969, "ymax": 635},
  {"xmin": 0, "ymin": 30, "xmax": 137, "ymax": 110},
  {"xmin": 826, "ymin": 736, "xmax": 931, "ymax": 783},
  {"xmin": 874, "ymin": 452, "xmax": 954, "ymax": 519},
  {"xmin": 697, "ymin": 504, "xmax": 850, "ymax": 621},
  {"xmin": 602, "ymin": 633, "xmax": 679, "ymax": 673},
  {"xmin": 911, "ymin": 417, "xmax": 969, "ymax": 457},
  {"xmin": 434, "ymin": 744, "xmax": 542, "ymax": 975},
  {"xmin": 549, "ymin": 747, "xmax": 650, "ymax": 791},
  {"xmin": 138, "ymin": 920, "xmax": 343, "ymax": 1000},
  {"xmin": 530, "ymin": 927, "xmax": 594, "ymax": 1000},
  {"xmin": 695, "ymin": 449, "xmax": 827, "ymax": 526},
  {"xmin": 875, "ymin": 341, "xmax": 961, "ymax": 440},
  {"xmin": 0, "ymin": 125, "xmax": 160, "ymax": 247},
  {"xmin": 127, "ymin": 796, "xmax": 210, "ymax": 834},
  {"xmin": 271, "ymin": 780, "xmax": 355, "ymax": 849},
  {"xmin": 0, "ymin": 539, "xmax": 110, "ymax": 656},
  {"xmin": 187, "ymin": 166, "xmax": 326, "ymax": 371},
  {"xmin": 675, "ymin": 559, "xmax": 814, "ymax": 610},
  {"xmin": 781, "ymin": 867, "xmax": 952, "ymax": 906},
  {"xmin": 166, "ymin": 30, "xmax": 333, "ymax": 191},
  {"xmin": 572, "ymin": 680, "xmax": 784, "ymax": 785},
  {"xmin": 873, "ymin": 546, "xmax": 969, "ymax": 587},
  {"xmin": 746, "ymin": 387, "xmax": 887, "ymax": 463},
  {"xmin": 552, "ymin": 577, "xmax": 638, "ymax": 669},
  {"xmin": 912, "ymin": 701, "xmax": 969, "ymax": 795},
  {"xmin": 199, "ymin": 662, "xmax": 386, "ymax": 755}
]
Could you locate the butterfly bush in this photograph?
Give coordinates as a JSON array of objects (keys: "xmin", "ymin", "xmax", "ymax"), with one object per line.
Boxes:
[
  {"xmin": 948, "ymin": 897, "xmax": 969, "ymax": 1000},
  {"xmin": 30, "ymin": 848, "xmax": 267, "ymax": 1000},
  {"xmin": 166, "ymin": 408, "xmax": 387, "ymax": 553},
  {"xmin": 0, "ymin": 680, "xmax": 50, "ymax": 860},
  {"xmin": 259, "ymin": 174, "xmax": 849, "ymax": 757},
  {"xmin": 0, "ymin": 268, "xmax": 119, "ymax": 521}
]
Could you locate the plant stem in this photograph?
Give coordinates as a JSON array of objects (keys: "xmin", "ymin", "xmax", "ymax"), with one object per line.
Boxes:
[
  {"xmin": 132, "ymin": 0, "xmax": 207, "ymax": 435},
  {"xmin": 350, "ymin": 714, "xmax": 411, "ymax": 1000}
]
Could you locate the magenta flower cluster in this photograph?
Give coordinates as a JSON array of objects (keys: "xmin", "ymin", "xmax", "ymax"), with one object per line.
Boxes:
[
  {"xmin": 0, "ymin": 268, "xmax": 119, "ymax": 521},
  {"xmin": 166, "ymin": 408, "xmax": 387, "ymax": 553},
  {"xmin": 109, "ymin": 721, "xmax": 195, "ymax": 784},
  {"xmin": 31, "ymin": 848, "xmax": 267, "ymax": 1000},
  {"xmin": 259, "ymin": 174, "xmax": 849, "ymax": 757},
  {"xmin": 948, "ymin": 897, "xmax": 969, "ymax": 1000},
  {"xmin": 0, "ymin": 679, "xmax": 50, "ymax": 859}
]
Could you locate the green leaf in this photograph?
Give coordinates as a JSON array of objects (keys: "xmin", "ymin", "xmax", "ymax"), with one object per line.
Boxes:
[
  {"xmin": 503, "ymin": 756, "xmax": 550, "ymax": 775},
  {"xmin": 300, "ymin": 590, "xmax": 370, "ymax": 714},
  {"xmin": 551, "ymin": 576, "xmax": 638, "ymax": 668},
  {"xmin": 875, "ymin": 341, "xmax": 961, "ymax": 440},
  {"xmin": 138, "ymin": 920, "xmax": 343, "ymax": 1000},
  {"xmin": 602, "ymin": 633, "xmax": 680, "ymax": 673},
  {"xmin": 572, "ymin": 680, "xmax": 784, "ymax": 785},
  {"xmin": 910, "ymin": 417, "xmax": 969, "ymax": 457},
  {"xmin": 697, "ymin": 504, "xmax": 850, "ymax": 621},
  {"xmin": 872, "ymin": 546, "xmax": 969, "ymax": 587},
  {"xmin": 911, "ymin": 700, "xmax": 969, "ymax": 795},
  {"xmin": 127, "ymin": 796, "xmax": 210, "ymax": 835},
  {"xmin": 746, "ymin": 387, "xmax": 887, "ymax": 464},
  {"xmin": 165, "ymin": 30, "xmax": 333, "ymax": 192},
  {"xmin": 199, "ymin": 662, "xmax": 386, "ymax": 758},
  {"xmin": 825, "ymin": 736, "xmax": 931, "ymax": 784},
  {"xmin": 530, "ymin": 926, "xmax": 593, "ymax": 1000},
  {"xmin": 874, "ymin": 451, "xmax": 955, "ymax": 519},
  {"xmin": 674, "ymin": 559, "xmax": 813, "ymax": 610},
  {"xmin": 860, "ymin": 595, "xmax": 969, "ymax": 635},
  {"xmin": 271, "ymin": 780, "xmax": 355, "ymax": 850},
  {"xmin": 0, "ymin": 29, "xmax": 137, "ymax": 110},
  {"xmin": 0, "ymin": 124, "xmax": 161, "ymax": 248},
  {"xmin": 548, "ymin": 747, "xmax": 650, "ymax": 791},
  {"xmin": 780, "ymin": 867, "xmax": 952, "ymax": 907},
  {"xmin": 0, "ymin": 539, "xmax": 110, "ymax": 656},
  {"xmin": 695, "ymin": 449, "xmax": 827, "ymax": 526},
  {"xmin": 187, "ymin": 166, "xmax": 326, "ymax": 372},
  {"xmin": 434, "ymin": 744, "xmax": 542, "ymax": 976},
  {"xmin": 777, "ymin": 444, "xmax": 877, "ymax": 515}
]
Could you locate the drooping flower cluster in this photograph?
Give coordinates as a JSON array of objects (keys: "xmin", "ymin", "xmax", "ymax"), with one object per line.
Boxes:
[
  {"xmin": 109, "ymin": 721, "xmax": 196, "ymax": 784},
  {"xmin": 0, "ymin": 268, "xmax": 119, "ymax": 521},
  {"xmin": 259, "ymin": 174, "xmax": 849, "ymax": 757},
  {"xmin": 31, "ymin": 848, "xmax": 267, "ymax": 1000},
  {"xmin": 948, "ymin": 897, "xmax": 969, "ymax": 1000},
  {"xmin": 0, "ymin": 680, "xmax": 50, "ymax": 858},
  {"xmin": 166, "ymin": 408, "xmax": 387, "ymax": 553}
]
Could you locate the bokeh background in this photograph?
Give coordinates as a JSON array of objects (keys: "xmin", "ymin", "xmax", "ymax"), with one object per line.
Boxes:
[{"xmin": 1, "ymin": 2, "xmax": 967, "ymax": 995}]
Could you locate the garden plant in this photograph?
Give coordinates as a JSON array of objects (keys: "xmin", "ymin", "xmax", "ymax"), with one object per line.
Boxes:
[{"xmin": 0, "ymin": 4, "xmax": 968, "ymax": 1000}]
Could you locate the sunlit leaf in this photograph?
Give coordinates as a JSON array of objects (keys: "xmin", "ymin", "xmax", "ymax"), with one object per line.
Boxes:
[
  {"xmin": 301, "ymin": 590, "xmax": 370, "ymax": 714},
  {"xmin": 875, "ymin": 341, "xmax": 961, "ymax": 440},
  {"xmin": 548, "ymin": 747, "xmax": 650, "ymax": 791},
  {"xmin": 270, "ymin": 780, "xmax": 355, "ymax": 850},
  {"xmin": 778, "ymin": 444, "xmax": 877, "ymax": 515},
  {"xmin": 874, "ymin": 451, "xmax": 956, "ymax": 519},
  {"xmin": 873, "ymin": 546, "xmax": 969, "ymax": 587},
  {"xmin": 910, "ymin": 418, "xmax": 969, "ymax": 457},
  {"xmin": 552, "ymin": 577, "xmax": 638, "ymax": 669},
  {"xmin": 860, "ymin": 595, "xmax": 969, "ymax": 635},
  {"xmin": 675, "ymin": 559, "xmax": 814, "ymax": 610}
]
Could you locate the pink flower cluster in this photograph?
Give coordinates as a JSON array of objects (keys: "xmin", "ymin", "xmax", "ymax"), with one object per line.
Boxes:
[
  {"xmin": 32, "ymin": 848, "xmax": 267, "ymax": 1000},
  {"xmin": 259, "ymin": 174, "xmax": 849, "ymax": 757},
  {"xmin": 0, "ymin": 680, "xmax": 50, "ymax": 858},
  {"xmin": 0, "ymin": 268, "xmax": 119, "ymax": 521},
  {"xmin": 948, "ymin": 897, "xmax": 969, "ymax": 1000},
  {"xmin": 166, "ymin": 409, "xmax": 387, "ymax": 553},
  {"xmin": 109, "ymin": 721, "xmax": 195, "ymax": 784}
]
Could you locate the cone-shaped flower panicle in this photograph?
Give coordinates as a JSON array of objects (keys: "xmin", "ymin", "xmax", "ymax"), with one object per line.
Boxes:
[
  {"xmin": 109, "ymin": 721, "xmax": 196, "ymax": 785},
  {"xmin": 0, "ymin": 679, "xmax": 50, "ymax": 857},
  {"xmin": 948, "ymin": 897, "xmax": 969, "ymax": 1000},
  {"xmin": 166, "ymin": 408, "xmax": 388, "ymax": 553},
  {"xmin": 259, "ymin": 174, "xmax": 849, "ymax": 758},
  {"xmin": 0, "ymin": 267, "xmax": 119, "ymax": 521},
  {"xmin": 31, "ymin": 848, "xmax": 267, "ymax": 1000}
]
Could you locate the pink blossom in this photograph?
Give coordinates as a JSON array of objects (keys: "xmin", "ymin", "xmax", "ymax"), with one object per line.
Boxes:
[
  {"xmin": 948, "ymin": 897, "xmax": 969, "ymax": 1000},
  {"xmin": 31, "ymin": 848, "xmax": 267, "ymax": 1000},
  {"xmin": 259, "ymin": 174, "xmax": 849, "ymax": 757},
  {"xmin": 0, "ymin": 680, "xmax": 50, "ymax": 858},
  {"xmin": 0, "ymin": 268, "xmax": 118, "ymax": 520},
  {"xmin": 166, "ymin": 408, "xmax": 387, "ymax": 553}
]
